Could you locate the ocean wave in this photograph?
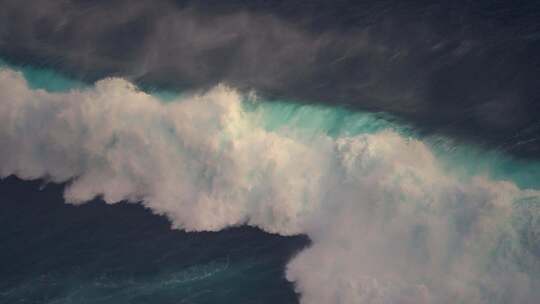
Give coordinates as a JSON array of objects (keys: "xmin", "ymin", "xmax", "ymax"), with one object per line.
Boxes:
[{"xmin": 1, "ymin": 64, "xmax": 539, "ymax": 303}]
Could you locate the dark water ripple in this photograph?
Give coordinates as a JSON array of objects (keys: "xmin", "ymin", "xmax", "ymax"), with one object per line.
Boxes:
[{"xmin": 0, "ymin": 177, "xmax": 309, "ymax": 304}]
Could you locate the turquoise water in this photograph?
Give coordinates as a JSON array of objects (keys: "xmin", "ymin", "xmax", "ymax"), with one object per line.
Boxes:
[
  {"xmin": 7, "ymin": 58, "xmax": 534, "ymax": 191},
  {"xmin": 0, "ymin": 59, "xmax": 85, "ymax": 92},
  {"xmin": 244, "ymin": 96, "xmax": 540, "ymax": 191}
]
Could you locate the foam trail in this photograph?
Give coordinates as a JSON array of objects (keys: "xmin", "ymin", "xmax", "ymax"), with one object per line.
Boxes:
[{"xmin": 1, "ymin": 66, "xmax": 540, "ymax": 303}]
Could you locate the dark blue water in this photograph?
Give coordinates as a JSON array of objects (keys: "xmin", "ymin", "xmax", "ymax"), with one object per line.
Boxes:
[{"xmin": 0, "ymin": 177, "xmax": 308, "ymax": 304}]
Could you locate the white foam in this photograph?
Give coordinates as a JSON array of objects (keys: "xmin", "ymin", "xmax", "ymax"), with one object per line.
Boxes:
[{"xmin": 1, "ymin": 67, "xmax": 539, "ymax": 303}]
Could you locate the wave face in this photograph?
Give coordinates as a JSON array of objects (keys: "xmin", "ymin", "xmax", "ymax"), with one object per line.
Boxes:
[{"xmin": 1, "ymin": 63, "xmax": 540, "ymax": 303}]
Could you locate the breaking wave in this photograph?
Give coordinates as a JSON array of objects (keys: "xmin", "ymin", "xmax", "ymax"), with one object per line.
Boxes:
[{"xmin": 1, "ymin": 63, "xmax": 540, "ymax": 303}]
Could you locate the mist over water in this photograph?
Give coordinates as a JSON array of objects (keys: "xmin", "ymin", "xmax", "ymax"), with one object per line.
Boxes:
[
  {"xmin": 2, "ymin": 0, "xmax": 540, "ymax": 157},
  {"xmin": 1, "ymin": 62, "xmax": 540, "ymax": 303}
]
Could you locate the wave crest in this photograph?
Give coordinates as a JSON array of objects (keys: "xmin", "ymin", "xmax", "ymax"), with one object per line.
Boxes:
[{"xmin": 1, "ymin": 67, "xmax": 539, "ymax": 303}]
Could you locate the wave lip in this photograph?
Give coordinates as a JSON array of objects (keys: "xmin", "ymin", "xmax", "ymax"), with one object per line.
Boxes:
[{"xmin": 1, "ymin": 65, "xmax": 539, "ymax": 303}]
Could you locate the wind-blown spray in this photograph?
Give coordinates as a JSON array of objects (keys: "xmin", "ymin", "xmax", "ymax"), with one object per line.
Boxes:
[{"xmin": 1, "ymin": 65, "xmax": 539, "ymax": 303}]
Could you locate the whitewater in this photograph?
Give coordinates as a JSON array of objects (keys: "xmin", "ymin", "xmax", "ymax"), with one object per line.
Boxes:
[{"xmin": 1, "ymin": 62, "xmax": 540, "ymax": 304}]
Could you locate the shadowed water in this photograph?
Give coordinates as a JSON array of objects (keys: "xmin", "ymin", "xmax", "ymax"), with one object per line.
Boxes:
[{"xmin": 0, "ymin": 177, "xmax": 308, "ymax": 304}]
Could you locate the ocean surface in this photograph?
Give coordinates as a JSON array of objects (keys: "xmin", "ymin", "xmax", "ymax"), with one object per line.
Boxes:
[{"xmin": 0, "ymin": 176, "xmax": 308, "ymax": 304}]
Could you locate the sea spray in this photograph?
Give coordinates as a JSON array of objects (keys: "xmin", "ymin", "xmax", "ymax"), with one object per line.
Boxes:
[{"xmin": 1, "ymin": 62, "xmax": 539, "ymax": 303}]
